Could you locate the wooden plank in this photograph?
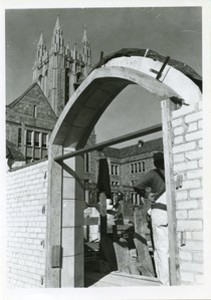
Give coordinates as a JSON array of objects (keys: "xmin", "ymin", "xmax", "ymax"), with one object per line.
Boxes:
[
  {"xmin": 113, "ymin": 241, "xmax": 131, "ymax": 274},
  {"xmin": 161, "ymin": 99, "xmax": 179, "ymax": 285},
  {"xmin": 133, "ymin": 206, "xmax": 155, "ymax": 277},
  {"xmin": 45, "ymin": 144, "xmax": 63, "ymax": 287},
  {"xmin": 54, "ymin": 123, "xmax": 162, "ymax": 162}
]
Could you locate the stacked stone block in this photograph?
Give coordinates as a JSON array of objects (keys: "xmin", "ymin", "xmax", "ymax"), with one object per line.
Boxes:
[
  {"xmin": 6, "ymin": 161, "xmax": 48, "ymax": 288},
  {"xmin": 172, "ymin": 101, "xmax": 203, "ymax": 285}
]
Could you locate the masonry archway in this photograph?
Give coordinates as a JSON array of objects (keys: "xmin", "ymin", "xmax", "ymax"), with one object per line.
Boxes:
[{"xmin": 46, "ymin": 50, "xmax": 202, "ymax": 287}]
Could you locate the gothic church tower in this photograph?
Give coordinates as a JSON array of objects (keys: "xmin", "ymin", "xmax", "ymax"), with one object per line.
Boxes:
[{"xmin": 32, "ymin": 16, "xmax": 92, "ymax": 116}]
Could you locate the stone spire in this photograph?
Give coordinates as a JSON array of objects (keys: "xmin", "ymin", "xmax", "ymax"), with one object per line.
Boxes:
[
  {"xmin": 32, "ymin": 29, "xmax": 48, "ymax": 81},
  {"xmin": 81, "ymin": 26, "xmax": 91, "ymax": 75},
  {"xmin": 82, "ymin": 25, "xmax": 88, "ymax": 45},
  {"xmin": 51, "ymin": 15, "xmax": 64, "ymax": 53},
  {"xmin": 35, "ymin": 30, "xmax": 45, "ymax": 64}
]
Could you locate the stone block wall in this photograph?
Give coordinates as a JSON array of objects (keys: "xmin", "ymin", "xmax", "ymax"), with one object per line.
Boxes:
[
  {"xmin": 172, "ymin": 101, "xmax": 203, "ymax": 285},
  {"xmin": 6, "ymin": 160, "xmax": 48, "ymax": 288}
]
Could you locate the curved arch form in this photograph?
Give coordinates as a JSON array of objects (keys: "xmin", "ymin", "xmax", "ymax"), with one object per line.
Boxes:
[{"xmin": 49, "ymin": 55, "xmax": 202, "ymax": 149}]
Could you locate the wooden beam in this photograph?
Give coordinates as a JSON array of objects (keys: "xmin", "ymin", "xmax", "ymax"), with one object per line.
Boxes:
[
  {"xmin": 161, "ymin": 99, "xmax": 179, "ymax": 285},
  {"xmin": 54, "ymin": 123, "xmax": 162, "ymax": 163},
  {"xmin": 133, "ymin": 206, "xmax": 155, "ymax": 277},
  {"xmin": 46, "ymin": 144, "xmax": 63, "ymax": 287}
]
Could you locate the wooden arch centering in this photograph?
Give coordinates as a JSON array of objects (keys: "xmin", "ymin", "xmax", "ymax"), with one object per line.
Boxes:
[{"xmin": 46, "ymin": 50, "xmax": 202, "ymax": 287}]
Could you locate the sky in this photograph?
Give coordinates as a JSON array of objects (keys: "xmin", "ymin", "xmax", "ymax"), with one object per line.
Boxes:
[{"xmin": 5, "ymin": 6, "xmax": 202, "ymax": 145}]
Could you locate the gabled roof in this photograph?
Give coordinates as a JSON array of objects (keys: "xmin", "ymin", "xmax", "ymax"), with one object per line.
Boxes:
[
  {"xmin": 6, "ymin": 82, "xmax": 57, "ymax": 118},
  {"xmin": 105, "ymin": 137, "xmax": 163, "ymax": 159}
]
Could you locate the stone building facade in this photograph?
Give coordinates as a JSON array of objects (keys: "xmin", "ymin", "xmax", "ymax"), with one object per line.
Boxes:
[{"xmin": 6, "ymin": 83, "xmax": 57, "ymax": 165}]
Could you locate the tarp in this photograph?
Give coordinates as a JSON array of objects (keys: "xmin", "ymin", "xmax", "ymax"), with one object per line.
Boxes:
[{"xmin": 97, "ymin": 158, "xmax": 111, "ymax": 199}]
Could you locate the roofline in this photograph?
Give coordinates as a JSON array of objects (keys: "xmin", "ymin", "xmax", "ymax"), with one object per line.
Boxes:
[{"xmin": 6, "ymin": 82, "xmax": 58, "ymax": 119}]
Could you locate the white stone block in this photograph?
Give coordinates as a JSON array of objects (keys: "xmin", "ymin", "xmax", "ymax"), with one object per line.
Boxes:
[
  {"xmin": 177, "ymin": 220, "xmax": 202, "ymax": 231},
  {"xmin": 174, "ymin": 126, "xmax": 184, "ymax": 136},
  {"xmin": 187, "ymin": 122, "xmax": 198, "ymax": 132},
  {"xmin": 188, "ymin": 209, "xmax": 203, "ymax": 219},
  {"xmin": 189, "ymin": 189, "xmax": 203, "ymax": 199},
  {"xmin": 185, "ymin": 130, "xmax": 203, "ymax": 142},
  {"xmin": 185, "ymin": 111, "xmax": 203, "ymax": 123},
  {"xmin": 182, "ymin": 179, "xmax": 201, "ymax": 190},
  {"xmin": 180, "ymin": 271, "xmax": 194, "ymax": 283},
  {"xmin": 174, "ymin": 160, "xmax": 198, "ymax": 172},
  {"xmin": 179, "ymin": 250, "xmax": 192, "ymax": 261},
  {"xmin": 172, "ymin": 104, "xmax": 196, "ymax": 118},
  {"xmin": 180, "ymin": 262, "xmax": 203, "ymax": 273},
  {"xmin": 172, "ymin": 118, "xmax": 183, "ymax": 127},
  {"xmin": 186, "ymin": 170, "xmax": 203, "ymax": 179},
  {"xmin": 173, "ymin": 141, "xmax": 196, "ymax": 154},
  {"xmin": 174, "ymin": 136, "xmax": 184, "ymax": 144},
  {"xmin": 192, "ymin": 231, "xmax": 203, "ymax": 241},
  {"xmin": 176, "ymin": 210, "xmax": 188, "ymax": 219}
]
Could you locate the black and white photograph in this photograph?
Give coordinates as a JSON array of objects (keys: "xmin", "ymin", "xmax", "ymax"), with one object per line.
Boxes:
[{"xmin": 1, "ymin": 0, "xmax": 211, "ymax": 299}]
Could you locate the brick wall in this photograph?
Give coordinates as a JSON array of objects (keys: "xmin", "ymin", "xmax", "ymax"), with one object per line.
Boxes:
[
  {"xmin": 6, "ymin": 160, "xmax": 48, "ymax": 288},
  {"xmin": 172, "ymin": 101, "xmax": 203, "ymax": 285}
]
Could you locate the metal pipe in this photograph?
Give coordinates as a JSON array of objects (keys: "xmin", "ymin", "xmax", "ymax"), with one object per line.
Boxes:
[{"xmin": 54, "ymin": 123, "xmax": 162, "ymax": 163}]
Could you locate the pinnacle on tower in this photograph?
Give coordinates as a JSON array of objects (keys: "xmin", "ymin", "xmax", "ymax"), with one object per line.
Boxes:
[
  {"xmin": 53, "ymin": 15, "xmax": 61, "ymax": 34},
  {"xmin": 38, "ymin": 29, "xmax": 44, "ymax": 45},
  {"xmin": 82, "ymin": 25, "xmax": 88, "ymax": 45},
  {"xmin": 33, "ymin": 29, "xmax": 47, "ymax": 69},
  {"xmin": 80, "ymin": 26, "xmax": 91, "ymax": 73},
  {"xmin": 51, "ymin": 15, "xmax": 64, "ymax": 52}
]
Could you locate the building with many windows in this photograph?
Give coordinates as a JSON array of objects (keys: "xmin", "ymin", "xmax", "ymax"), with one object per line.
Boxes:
[
  {"xmin": 6, "ymin": 15, "xmax": 163, "ymax": 198},
  {"xmin": 6, "ymin": 82, "xmax": 57, "ymax": 166}
]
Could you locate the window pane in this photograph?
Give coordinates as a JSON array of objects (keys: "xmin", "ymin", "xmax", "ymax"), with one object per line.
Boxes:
[
  {"xmin": 134, "ymin": 163, "xmax": 137, "ymax": 173},
  {"xmin": 42, "ymin": 133, "xmax": 48, "ymax": 148},
  {"xmin": 18, "ymin": 128, "xmax": 22, "ymax": 145},
  {"xmin": 26, "ymin": 130, "xmax": 33, "ymax": 146},
  {"xmin": 34, "ymin": 131, "xmax": 40, "ymax": 147},
  {"xmin": 33, "ymin": 105, "xmax": 37, "ymax": 118},
  {"xmin": 131, "ymin": 164, "xmax": 134, "ymax": 173}
]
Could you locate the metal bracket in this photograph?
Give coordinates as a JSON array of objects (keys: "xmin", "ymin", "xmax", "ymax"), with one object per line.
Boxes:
[
  {"xmin": 170, "ymin": 96, "xmax": 189, "ymax": 107},
  {"xmin": 150, "ymin": 56, "xmax": 170, "ymax": 80}
]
